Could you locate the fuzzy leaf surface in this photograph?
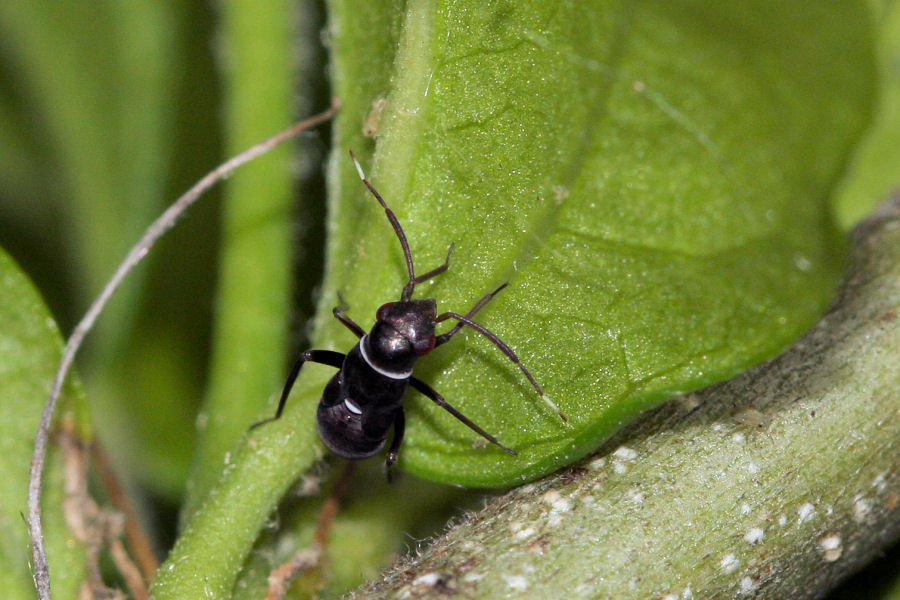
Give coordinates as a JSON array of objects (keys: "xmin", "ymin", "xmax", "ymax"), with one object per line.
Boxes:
[{"xmin": 317, "ymin": 1, "xmax": 874, "ymax": 486}]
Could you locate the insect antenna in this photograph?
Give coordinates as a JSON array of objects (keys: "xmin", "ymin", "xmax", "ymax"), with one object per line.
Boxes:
[{"xmin": 348, "ymin": 150, "xmax": 419, "ymax": 301}]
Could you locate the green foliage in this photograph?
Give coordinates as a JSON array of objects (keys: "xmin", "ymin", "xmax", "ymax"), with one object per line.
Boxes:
[
  {"xmin": 0, "ymin": 0, "xmax": 888, "ymax": 599},
  {"xmin": 0, "ymin": 250, "xmax": 88, "ymax": 599},
  {"xmin": 341, "ymin": 195, "xmax": 900, "ymax": 597},
  {"xmin": 320, "ymin": 1, "xmax": 872, "ymax": 486}
]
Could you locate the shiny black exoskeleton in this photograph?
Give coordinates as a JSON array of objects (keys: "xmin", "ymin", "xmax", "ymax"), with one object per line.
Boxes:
[{"xmin": 252, "ymin": 151, "xmax": 564, "ymax": 473}]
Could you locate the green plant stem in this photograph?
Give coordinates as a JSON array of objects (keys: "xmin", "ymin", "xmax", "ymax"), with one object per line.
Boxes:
[
  {"xmin": 348, "ymin": 195, "xmax": 900, "ymax": 598},
  {"xmin": 182, "ymin": 0, "xmax": 298, "ymax": 521},
  {"xmin": 150, "ymin": 394, "xmax": 322, "ymax": 599}
]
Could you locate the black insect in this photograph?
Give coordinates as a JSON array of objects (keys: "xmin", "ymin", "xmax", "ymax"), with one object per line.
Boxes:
[{"xmin": 252, "ymin": 151, "xmax": 565, "ymax": 473}]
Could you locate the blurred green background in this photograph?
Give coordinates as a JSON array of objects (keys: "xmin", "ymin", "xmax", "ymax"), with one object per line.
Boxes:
[{"xmin": 0, "ymin": 0, "xmax": 330, "ymax": 510}]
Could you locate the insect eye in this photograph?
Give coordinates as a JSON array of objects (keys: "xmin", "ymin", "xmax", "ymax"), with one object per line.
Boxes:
[
  {"xmin": 376, "ymin": 302, "xmax": 395, "ymax": 321},
  {"xmin": 414, "ymin": 336, "xmax": 436, "ymax": 356}
]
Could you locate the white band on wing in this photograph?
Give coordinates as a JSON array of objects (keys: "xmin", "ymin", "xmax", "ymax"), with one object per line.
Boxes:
[{"xmin": 359, "ymin": 335, "xmax": 413, "ymax": 380}]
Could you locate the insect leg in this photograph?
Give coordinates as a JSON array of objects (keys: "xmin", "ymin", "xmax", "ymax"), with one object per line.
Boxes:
[
  {"xmin": 435, "ymin": 282, "xmax": 508, "ymax": 346},
  {"xmin": 250, "ymin": 349, "xmax": 346, "ymax": 429},
  {"xmin": 385, "ymin": 410, "xmax": 405, "ymax": 480},
  {"xmin": 333, "ymin": 309, "xmax": 365, "ymax": 338},
  {"xmin": 332, "ymin": 292, "xmax": 365, "ymax": 338},
  {"xmin": 412, "ymin": 243, "xmax": 454, "ymax": 285},
  {"xmin": 348, "ymin": 150, "xmax": 419, "ymax": 301},
  {"xmin": 435, "ymin": 312, "xmax": 567, "ymax": 422},
  {"xmin": 409, "ymin": 377, "xmax": 517, "ymax": 456}
]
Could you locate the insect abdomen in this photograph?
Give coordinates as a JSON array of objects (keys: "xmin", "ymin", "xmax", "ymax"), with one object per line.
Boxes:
[{"xmin": 315, "ymin": 345, "xmax": 409, "ymax": 459}]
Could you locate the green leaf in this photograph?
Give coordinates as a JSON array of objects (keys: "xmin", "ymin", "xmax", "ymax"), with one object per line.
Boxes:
[
  {"xmin": 834, "ymin": 0, "xmax": 900, "ymax": 229},
  {"xmin": 152, "ymin": 3, "xmax": 876, "ymax": 597},
  {"xmin": 315, "ymin": 1, "xmax": 874, "ymax": 486},
  {"xmin": 0, "ymin": 248, "xmax": 88, "ymax": 599},
  {"xmin": 345, "ymin": 195, "xmax": 900, "ymax": 599}
]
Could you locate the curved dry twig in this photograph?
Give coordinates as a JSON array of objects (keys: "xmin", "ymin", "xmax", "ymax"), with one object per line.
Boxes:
[{"xmin": 27, "ymin": 98, "xmax": 339, "ymax": 600}]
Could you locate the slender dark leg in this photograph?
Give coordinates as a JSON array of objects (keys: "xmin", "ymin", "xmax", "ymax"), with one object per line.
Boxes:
[
  {"xmin": 412, "ymin": 243, "xmax": 454, "ymax": 285},
  {"xmin": 409, "ymin": 377, "xmax": 517, "ymax": 456},
  {"xmin": 385, "ymin": 410, "xmax": 406, "ymax": 481},
  {"xmin": 435, "ymin": 312, "xmax": 567, "ymax": 422},
  {"xmin": 250, "ymin": 349, "xmax": 346, "ymax": 429},
  {"xmin": 435, "ymin": 282, "xmax": 508, "ymax": 346},
  {"xmin": 333, "ymin": 292, "xmax": 365, "ymax": 338},
  {"xmin": 333, "ymin": 309, "xmax": 365, "ymax": 338}
]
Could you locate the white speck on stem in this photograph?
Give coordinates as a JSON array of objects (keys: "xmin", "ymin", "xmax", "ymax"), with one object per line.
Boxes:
[
  {"xmin": 798, "ymin": 502, "xmax": 816, "ymax": 525},
  {"xmin": 588, "ymin": 456, "xmax": 606, "ymax": 470},
  {"xmin": 720, "ymin": 554, "xmax": 740, "ymax": 574},
  {"xmin": 820, "ymin": 534, "xmax": 843, "ymax": 562},
  {"xmin": 744, "ymin": 528, "xmax": 765, "ymax": 544},
  {"xmin": 515, "ymin": 527, "xmax": 536, "ymax": 540},
  {"xmin": 550, "ymin": 496, "xmax": 572, "ymax": 513},
  {"xmin": 740, "ymin": 576, "xmax": 758, "ymax": 594},
  {"xmin": 412, "ymin": 572, "xmax": 439, "ymax": 587},
  {"xmin": 613, "ymin": 446, "xmax": 638, "ymax": 460},
  {"xmin": 504, "ymin": 575, "xmax": 529, "ymax": 591},
  {"xmin": 854, "ymin": 497, "xmax": 872, "ymax": 523},
  {"xmin": 541, "ymin": 490, "xmax": 561, "ymax": 505}
]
